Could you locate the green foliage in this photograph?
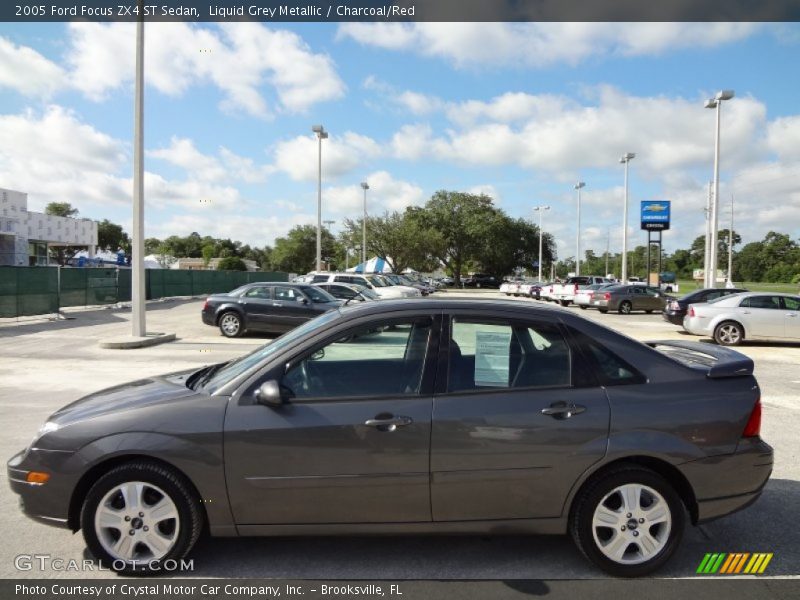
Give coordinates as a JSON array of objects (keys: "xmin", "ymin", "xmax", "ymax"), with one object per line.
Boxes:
[
  {"xmin": 97, "ymin": 219, "xmax": 130, "ymax": 252},
  {"xmin": 201, "ymin": 244, "xmax": 215, "ymax": 266},
  {"xmin": 271, "ymin": 225, "xmax": 340, "ymax": 274},
  {"xmin": 44, "ymin": 202, "xmax": 78, "ymax": 218},
  {"xmin": 216, "ymin": 256, "xmax": 247, "ymax": 271}
]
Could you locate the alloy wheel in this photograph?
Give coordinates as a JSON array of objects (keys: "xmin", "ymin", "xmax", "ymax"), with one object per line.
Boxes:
[
  {"xmin": 94, "ymin": 481, "xmax": 180, "ymax": 563},
  {"xmin": 591, "ymin": 483, "xmax": 672, "ymax": 565},
  {"xmin": 220, "ymin": 313, "xmax": 241, "ymax": 336},
  {"xmin": 716, "ymin": 323, "xmax": 742, "ymax": 345}
]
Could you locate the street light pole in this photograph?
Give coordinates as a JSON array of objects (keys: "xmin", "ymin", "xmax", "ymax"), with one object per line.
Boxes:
[
  {"xmin": 574, "ymin": 182, "xmax": 585, "ymax": 276},
  {"xmin": 323, "ymin": 220, "xmax": 335, "ymax": 271},
  {"xmin": 728, "ymin": 195, "xmax": 734, "ymax": 286},
  {"xmin": 704, "ymin": 90, "xmax": 734, "ymax": 288},
  {"xmin": 312, "ymin": 125, "xmax": 328, "ymax": 272},
  {"xmin": 360, "ymin": 181, "xmax": 369, "ymax": 269},
  {"xmin": 131, "ymin": 5, "xmax": 145, "ymax": 337},
  {"xmin": 619, "ymin": 153, "xmax": 635, "ymax": 283},
  {"xmin": 533, "ymin": 205, "xmax": 550, "ymax": 282}
]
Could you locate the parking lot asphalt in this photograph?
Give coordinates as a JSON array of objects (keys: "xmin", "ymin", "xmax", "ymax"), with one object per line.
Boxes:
[{"xmin": 0, "ymin": 292, "xmax": 798, "ymax": 581}]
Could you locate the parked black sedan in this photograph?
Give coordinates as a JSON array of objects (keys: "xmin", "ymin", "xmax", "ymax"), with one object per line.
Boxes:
[
  {"xmin": 201, "ymin": 283, "xmax": 339, "ymax": 337},
  {"xmin": 663, "ymin": 287, "xmax": 748, "ymax": 325},
  {"xmin": 9, "ymin": 298, "xmax": 770, "ymax": 577}
]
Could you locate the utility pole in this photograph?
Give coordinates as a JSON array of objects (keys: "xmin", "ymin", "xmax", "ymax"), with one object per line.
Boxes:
[
  {"xmin": 704, "ymin": 182, "xmax": 713, "ymax": 288},
  {"xmin": 605, "ymin": 229, "xmax": 610, "ymax": 277},
  {"xmin": 728, "ymin": 195, "xmax": 734, "ymax": 286},
  {"xmin": 131, "ymin": 3, "xmax": 145, "ymax": 337}
]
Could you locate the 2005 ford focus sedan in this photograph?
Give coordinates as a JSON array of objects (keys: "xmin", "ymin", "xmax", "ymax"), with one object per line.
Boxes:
[{"xmin": 8, "ymin": 299, "xmax": 771, "ymax": 577}]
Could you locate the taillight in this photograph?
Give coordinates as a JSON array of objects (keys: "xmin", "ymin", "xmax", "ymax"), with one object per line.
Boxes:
[
  {"xmin": 689, "ymin": 306, "xmax": 695, "ymax": 317},
  {"xmin": 603, "ymin": 292, "xmax": 611, "ymax": 300},
  {"xmin": 669, "ymin": 301, "xmax": 680, "ymax": 310},
  {"xmin": 203, "ymin": 298, "xmax": 209, "ymax": 310},
  {"xmin": 742, "ymin": 399, "xmax": 762, "ymax": 438}
]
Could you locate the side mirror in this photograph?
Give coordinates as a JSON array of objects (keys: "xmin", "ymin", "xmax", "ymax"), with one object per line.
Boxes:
[
  {"xmin": 300, "ymin": 297, "xmax": 309, "ymax": 304},
  {"xmin": 255, "ymin": 380, "xmax": 286, "ymax": 407}
]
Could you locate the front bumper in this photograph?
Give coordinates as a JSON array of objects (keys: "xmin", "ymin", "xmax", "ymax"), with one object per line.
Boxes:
[
  {"xmin": 8, "ymin": 448, "xmax": 79, "ymax": 530},
  {"xmin": 681, "ymin": 437, "xmax": 773, "ymax": 523}
]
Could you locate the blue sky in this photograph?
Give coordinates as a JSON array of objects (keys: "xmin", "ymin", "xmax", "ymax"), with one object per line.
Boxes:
[{"xmin": 1, "ymin": 22, "xmax": 799, "ymax": 260}]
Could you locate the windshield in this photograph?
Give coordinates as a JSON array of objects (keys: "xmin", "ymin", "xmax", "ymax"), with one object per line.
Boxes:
[
  {"xmin": 359, "ymin": 287, "xmax": 380, "ymax": 300},
  {"xmin": 302, "ymin": 286, "xmax": 337, "ymax": 303},
  {"xmin": 203, "ymin": 310, "xmax": 341, "ymax": 394},
  {"xmin": 366, "ymin": 275, "xmax": 387, "ymax": 287}
]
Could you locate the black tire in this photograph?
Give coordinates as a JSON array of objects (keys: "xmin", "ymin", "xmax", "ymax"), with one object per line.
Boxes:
[
  {"xmin": 714, "ymin": 321, "xmax": 744, "ymax": 346},
  {"xmin": 645, "ymin": 310, "xmax": 654, "ymax": 314},
  {"xmin": 218, "ymin": 311, "xmax": 243, "ymax": 338},
  {"xmin": 570, "ymin": 465, "xmax": 685, "ymax": 577},
  {"xmin": 618, "ymin": 301, "xmax": 633, "ymax": 315},
  {"xmin": 599, "ymin": 309, "xmax": 608, "ymax": 314},
  {"xmin": 559, "ymin": 300, "xmax": 570, "ymax": 307},
  {"xmin": 80, "ymin": 461, "xmax": 204, "ymax": 575},
  {"xmin": 579, "ymin": 305, "xmax": 587, "ymax": 310}
]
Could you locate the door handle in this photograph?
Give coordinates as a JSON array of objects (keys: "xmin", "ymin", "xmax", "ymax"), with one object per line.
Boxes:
[
  {"xmin": 541, "ymin": 402, "xmax": 586, "ymax": 419},
  {"xmin": 364, "ymin": 415, "xmax": 413, "ymax": 432},
  {"xmin": 272, "ymin": 302, "xmax": 282, "ymax": 307},
  {"xmin": 788, "ymin": 313, "xmax": 798, "ymax": 318}
]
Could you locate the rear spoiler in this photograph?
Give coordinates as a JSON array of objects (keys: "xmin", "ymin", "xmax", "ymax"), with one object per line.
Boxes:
[{"xmin": 645, "ymin": 340, "xmax": 754, "ymax": 378}]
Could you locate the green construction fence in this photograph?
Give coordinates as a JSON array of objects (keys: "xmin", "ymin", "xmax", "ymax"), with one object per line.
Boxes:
[{"xmin": 0, "ymin": 267, "xmax": 288, "ymax": 318}]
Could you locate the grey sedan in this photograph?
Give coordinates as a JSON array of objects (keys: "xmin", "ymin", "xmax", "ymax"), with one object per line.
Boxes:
[
  {"xmin": 683, "ymin": 292, "xmax": 800, "ymax": 345},
  {"xmin": 8, "ymin": 299, "xmax": 771, "ymax": 577},
  {"xmin": 591, "ymin": 285, "xmax": 669, "ymax": 314}
]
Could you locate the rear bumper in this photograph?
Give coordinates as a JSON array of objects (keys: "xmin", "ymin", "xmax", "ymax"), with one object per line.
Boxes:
[
  {"xmin": 681, "ymin": 437, "xmax": 773, "ymax": 523},
  {"xmin": 662, "ymin": 311, "xmax": 685, "ymax": 325},
  {"xmin": 682, "ymin": 315, "xmax": 711, "ymax": 335},
  {"xmin": 201, "ymin": 309, "xmax": 215, "ymax": 326}
]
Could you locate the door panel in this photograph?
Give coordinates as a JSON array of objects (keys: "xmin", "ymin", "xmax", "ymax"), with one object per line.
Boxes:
[
  {"xmin": 782, "ymin": 296, "xmax": 800, "ymax": 340},
  {"xmin": 223, "ymin": 317, "xmax": 438, "ymax": 525},
  {"xmin": 740, "ymin": 296, "xmax": 784, "ymax": 338},
  {"xmin": 224, "ymin": 398, "xmax": 432, "ymax": 524},
  {"xmin": 431, "ymin": 316, "xmax": 610, "ymax": 521}
]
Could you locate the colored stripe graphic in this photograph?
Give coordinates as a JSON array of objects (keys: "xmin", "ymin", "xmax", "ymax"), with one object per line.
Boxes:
[{"xmin": 698, "ymin": 553, "xmax": 773, "ymax": 575}]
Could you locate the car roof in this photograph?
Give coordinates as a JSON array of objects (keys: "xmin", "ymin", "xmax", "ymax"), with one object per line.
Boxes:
[{"xmin": 336, "ymin": 297, "xmax": 566, "ymax": 317}]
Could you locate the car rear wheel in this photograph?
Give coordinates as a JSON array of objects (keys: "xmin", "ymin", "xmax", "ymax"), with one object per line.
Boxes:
[
  {"xmin": 81, "ymin": 462, "xmax": 203, "ymax": 574},
  {"xmin": 645, "ymin": 310, "xmax": 654, "ymax": 314},
  {"xmin": 218, "ymin": 311, "xmax": 243, "ymax": 338},
  {"xmin": 599, "ymin": 309, "xmax": 608, "ymax": 314},
  {"xmin": 714, "ymin": 321, "xmax": 744, "ymax": 346},
  {"xmin": 619, "ymin": 301, "xmax": 633, "ymax": 315},
  {"xmin": 570, "ymin": 466, "xmax": 685, "ymax": 577},
  {"xmin": 559, "ymin": 300, "xmax": 570, "ymax": 307},
  {"xmin": 579, "ymin": 305, "xmax": 587, "ymax": 310}
]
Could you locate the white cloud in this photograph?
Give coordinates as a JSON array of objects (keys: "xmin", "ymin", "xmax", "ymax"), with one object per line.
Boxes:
[
  {"xmin": 766, "ymin": 115, "xmax": 800, "ymax": 161},
  {"xmin": 324, "ymin": 171, "xmax": 425, "ymax": 215},
  {"xmin": 338, "ymin": 23, "xmax": 761, "ymax": 68},
  {"xmin": 65, "ymin": 23, "xmax": 345, "ymax": 117},
  {"xmin": 149, "ymin": 137, "xmax": 272, "ymax": 184},
  {"xmin": 0, "ymin": 37, "xmax": 66, "ymax": 97},
  {"xmin": 273, "ymin": 131, "xmax": 382, "ymax": 182}
]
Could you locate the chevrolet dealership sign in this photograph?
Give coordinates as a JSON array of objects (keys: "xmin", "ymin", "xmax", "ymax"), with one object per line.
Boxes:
[{"xmin": 641, "ymin": 200, "xmax": 671, "ymax": 231}]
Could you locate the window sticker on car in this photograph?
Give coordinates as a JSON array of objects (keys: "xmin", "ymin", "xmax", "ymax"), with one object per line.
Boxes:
[{"xmin": 474, "ymin": 330, "xmax": 511, "ymax": 386}]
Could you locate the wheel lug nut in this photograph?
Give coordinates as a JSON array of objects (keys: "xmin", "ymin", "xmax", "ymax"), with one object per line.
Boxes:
[
  {"xmin": 639, "ymin": 518, "xmax": 645, "ymax": 523},
  {"xmin": 139, "ymin": 512, "xmax": 144, "ymax": 517},
  {"xmin": 626, "ymin": 513, "xmax": 632, "ymax": 518},
  {"xmin": 124, "ymin": 516, "xmax": 131, "ymax": 522},
  {"xmin": 129, "ymin": 530, "xmax": 135, "ymax": 535},
  {"xmin": 633, "ymin": 531, "xmax": 639, "ymax": 537},
  {"xmin": 621, "ymin": 526, "xmax": 626, "ymax": 531}
]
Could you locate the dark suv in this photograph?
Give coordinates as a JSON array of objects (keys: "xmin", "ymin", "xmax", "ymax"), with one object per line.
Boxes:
[
  {"xmin": 663, "ymin": 287, "xmax": 748, "ymax": 325},
  {"xmin": 463, "ymin": 273, "xmax": 500, "ymax": 288}
]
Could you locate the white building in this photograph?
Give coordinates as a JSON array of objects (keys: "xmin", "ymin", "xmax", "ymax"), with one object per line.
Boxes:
[{"xmin": 0, "ymin": 188, "xmax": 98, "ymax": 266}]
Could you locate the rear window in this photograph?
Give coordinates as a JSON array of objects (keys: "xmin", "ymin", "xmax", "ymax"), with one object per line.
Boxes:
[{"xmin": 569, "ymin": 328, "xmax": 646, "ymax": 386}]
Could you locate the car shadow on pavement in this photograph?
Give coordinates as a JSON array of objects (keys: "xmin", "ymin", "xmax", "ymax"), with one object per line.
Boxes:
[{"xmin": 163, "ymin": 478, "xmax": 798, "ymax": 579}]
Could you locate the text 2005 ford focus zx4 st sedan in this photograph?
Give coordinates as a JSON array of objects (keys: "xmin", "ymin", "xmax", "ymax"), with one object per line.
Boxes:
[{"xmin": 8, "ymin": 299, "xmax": 772, "ymax": 577}]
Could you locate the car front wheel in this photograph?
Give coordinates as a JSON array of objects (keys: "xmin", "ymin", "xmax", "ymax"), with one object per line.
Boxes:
[
  {"xmin": 80, "ymin": 462, "xmax": 204, "ymax": 574},
  {"xmin": 714, "ymin": 321, "xmax": 744, "ymax": 346},
  {"xmin": 218, "ymin": 311, "xmax": 243, "ymax": 338},
  {"xmin": 570, "ymin": 466, "xmax": 685, "ymax": 577}
]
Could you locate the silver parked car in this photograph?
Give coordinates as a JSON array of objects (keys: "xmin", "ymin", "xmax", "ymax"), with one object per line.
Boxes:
[
  {"xmin": 9, "ymin": 299, "xmax": 770, "ymax": 577},
  {"xmin": 683, "ymin": 292, "xmax": 800, "ymax": 345},
  {"xmin": 591, "ymin": 285, "xmax": 670, "ymax": 315}
]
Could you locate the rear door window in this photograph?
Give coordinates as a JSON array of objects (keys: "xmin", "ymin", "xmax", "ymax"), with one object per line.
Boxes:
[{"xmin": 742, "ymin": 296, "xmax": 782, "ymax": 309}]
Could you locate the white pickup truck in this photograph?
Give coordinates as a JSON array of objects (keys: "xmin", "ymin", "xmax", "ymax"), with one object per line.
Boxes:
[{"xmin": 551, "ymin": 275, "xmax": 615, "ymax": 306}]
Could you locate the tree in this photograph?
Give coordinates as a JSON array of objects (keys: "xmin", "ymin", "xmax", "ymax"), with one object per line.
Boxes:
[
  {"xmin": 217, "ymin": 256, "xmax": 247, "ymax": 271},
  {"xmin": 45, "ymin": 202, "xmax": 81, "ymax": 265},
  {"xmin": 201, "ymin": 244, "xmax": 215, "ymax": 267},
  {"xmin": 45, "ymin": 202, "xmax": 79, "ymax": 218},
  {"xmin": 97, "ymin": 219, "xmax": 130, "ymax": 252},
  {"xmin": 271, "ymin": 225, "xmax": 340, "ymax": 274},
  {"xmin": 410, "ymin": 191, "xmax": 496, "ymax": 285}
]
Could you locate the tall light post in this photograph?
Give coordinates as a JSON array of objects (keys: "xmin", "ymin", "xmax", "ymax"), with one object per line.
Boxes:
[
  {"xmin": 312, "ymin": 125, "xmax": 328, "ymax": 272},
  {"xmin": 728, "ymin": 195, "xmax": 734, "ymax": 286},
  {"xmin": 360, "ymin": 181, "xmax": 369, "ymax": 268},
  {"xmin": 704, "ymin": 90, "xmax": 734, "ymax": 288},
  {"xmin": 619, "ymin": 152, "xmax": 636, "ymax": 282},
  {"xmin": 131, "ymin": 4, "xmax": 145, "ymax": 337},
  {"xmin": 574, "ymin": 182, "xmax": 585, "ymax": 276},
  {"xmin": 533, "ymin": 205, "xmax": 550, "ymax": 282}
]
